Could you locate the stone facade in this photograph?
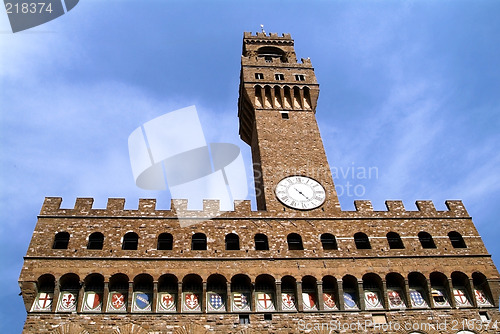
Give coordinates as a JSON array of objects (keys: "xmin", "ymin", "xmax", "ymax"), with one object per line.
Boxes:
[{"xmin": 19, "ymin": 32, "xmax": 500, "ymax": 333}]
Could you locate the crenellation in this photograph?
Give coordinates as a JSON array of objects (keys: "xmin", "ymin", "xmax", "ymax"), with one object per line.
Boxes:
[
  {"xmin": 74, "ymin": 198, "xmax": 94, "ymax": 213},
  {"xmin": 244, "ymin": 31, "xmax": 293, "ymax": 41},
  {"xmin": 138, "ymin": 199, "xmax": 156, "ymax": 212},
  {"xmin": 354, "ymin": 200, "xmax": 373, "ymax": 212},
  {"xmin": 202, "ymin": 199, "xmax": 222, "ymax": 215},
  {"xmin": 415, "ymin": 200, "xmax": 437, "ymax": 213},
  {"xmin": 170, "ymin": 199, "xmax": 188, "ymax": 213},
  {"xmin": 106, "ymin": 198, "xmax": 125, "ymax": 211},
  {"xmin": 40, "ymin": 196, "xmax": 62, "ymax": 214},
  {"xmin": 37, "ymin": 196, "xmax": 474, "ymax": 219},
  {"xmin": 385, "ymin": 200, "xmax": 405, "ymax": 212},
  {"xmin": 233, "ymin": 200, "xmax": 252, "ymax": 213},
  {"xmin": 445, "ymin": 200, "xmax": 469, "ymax": 216}
]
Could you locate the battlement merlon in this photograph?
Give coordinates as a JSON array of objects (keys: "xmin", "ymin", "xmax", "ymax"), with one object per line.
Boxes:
[
  {"xmin": 243, "ymin": 31, "xmax": 293, "ymax": 42},
  {"xmin": 39, "ymin": 197, "xmax": 470, "ymax": 219}
]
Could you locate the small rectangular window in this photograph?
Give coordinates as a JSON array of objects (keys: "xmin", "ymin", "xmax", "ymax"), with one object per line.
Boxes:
[
  {"xmin": 295, "ymin": 74, "xmax": 305, "ymax": 81},
  {"xmin": 264, "ymin": 313, "xmax": 272, "ymax": 321},
  {"xmin": 281, "ymin": 112, "xmax": 289, "ymax": 119},
  {"xmin": 255, "ymin": 73, "xmax": 264, "ymax": 80},
  {"xmin": 480, "ymin": 311, "xmax": 490, "ymax": 322},
  {"xmin": 275, "ymin": 74, "xmax": 284, "ymax": 80},
  {"xmin": 239, "ymin": 314, "xmax": 250, "ymax": 324}
]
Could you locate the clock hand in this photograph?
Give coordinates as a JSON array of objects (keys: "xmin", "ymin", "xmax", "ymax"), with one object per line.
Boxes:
[{"xmin": 292, "ymin": 187, "xmax": 309, "ymax": 200}]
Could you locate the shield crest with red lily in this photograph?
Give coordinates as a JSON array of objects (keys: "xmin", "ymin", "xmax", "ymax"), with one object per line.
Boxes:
[
  {"xmin": 57, "ymin": 291, "xmax": 77, "ymax": 312},
  {"xmin": 474, "ymin": 289, "xmax": 491, "ymax": 306},
  {"xmin": 184, "ymin": 293, "xmax": 200, "ymax": 311},
  {"xmin": 281, "ymin": 293, "xmax": 295, "ymax": 310}
]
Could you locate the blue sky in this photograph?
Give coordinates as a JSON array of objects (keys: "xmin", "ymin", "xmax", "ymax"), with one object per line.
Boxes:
[{"xmin": 1, "ymin": 0, "xmax": 499, "ymax": 331}]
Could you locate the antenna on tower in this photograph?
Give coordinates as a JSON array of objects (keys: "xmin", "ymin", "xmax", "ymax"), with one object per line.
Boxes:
[{"xmin": 260, "ymin": 24, "xmax": 265, "ymax": 34}]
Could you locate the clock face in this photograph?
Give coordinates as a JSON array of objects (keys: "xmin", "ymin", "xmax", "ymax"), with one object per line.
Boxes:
[{"xmin": 275, "ymin": 176, "xmax": 326, "ymax": 210}]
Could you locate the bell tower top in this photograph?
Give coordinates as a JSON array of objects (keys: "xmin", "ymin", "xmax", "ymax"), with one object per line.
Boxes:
[
  {"xmin": 241, "ymin": 31, "xmax": 296, "ymax": 63},
  {"xmin": 238, "ymin": 32, "xmax": 320, "ymax": 145}
]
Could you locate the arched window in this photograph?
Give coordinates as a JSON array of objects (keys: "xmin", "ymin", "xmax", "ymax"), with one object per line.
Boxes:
[
  {"xmin": 320, "ymin": 233, "xmax": 338, "ymax": 250},
  {"xmin": 302, "ymin": 276, "xmax": 318, "ymax": 310},
  {"xmin": 182, "ymin": 274, "xmax": 203, "ymax": 312},
  {"xmin": 255, "ymin": 274, "xmax": 276, "ymax": 311},
  {"xmin": 255, "ymin": 233, "xmax": 269, "ymax": 250},
  {"xmin": 386, "ymin": 273, "xmax": 407, "ymax": 309},
  {"xmin": 133, "ymin": 274, "xmax": 153, "ymax": 312},
  {"xmin": 472, "ymin": 272, "xmax": 493, "ymax": 307},
  {"xmin": 157, "ymin": 233, "xmax": 173, "ymax": 250},
  {"xmin": 418, "ymin": 231, "xmax": 436, "ymax": 249},
  {"xmin": 254, "ymin": 85, "xmax": 263, "ymax": 108},
  {"xmin": 225, "ymin": 233, "xmax": 240, "ymax": 250},
  {"xmin": 408, "ymin": 272, "xmax": 430, "ymax": 308},
  {"xmin": 430, "ymin": 272, "xmax": 451, "ymax": 307},
  {"xmin": 354, "ymin": 232, "xmax": 371, "ymax": 249},
  {"xmin": 52, "ymin": 232, "xmax": 70, "ymax": 249},
  {"xmin": 231, "ymin": 274, "xmax": 252, "ymax": 311},
  {"xmin": 82, "ymin": 274, "xmax": 104, "ymax": 312},
  {"xmin": 362, "ymin": 273, "xmax": 384, "ymax": 310},
  {"xmin": 257, "ymin": 46, "xmax": 286, "ymax": 62},
  {"xmin": 31, "ymin": 274, "xmax": 55, "ymax": 312},
  {"xmin": 386, "ymin": 232, "xmax": 404, "ymax": 249},
  {"xmin": 281, "ymin": 276, "xmax": 297, "ymax": 311},
  {"xmin": 87, "ymin": 232, "xmax": 104, "ymax": 250},
  {"xmin": 109, "ymin": 274, "xmax": 129, "ymax": 293},
  {"xmin": 342, "ymin": 275, "xmax": 359, "ymax": 310},
  {"xmin": 122, "ymin": 232, "xmax": 138, "ymax": 250},
  {"xmin": 37, "ymin": 274, "xmax": 55, "ymax": 294},
  {"xmin": 287, "ymin": 233, "xmax": 303, "ymax": 250},
  {"xmin": 322, "ymin": 275, "xmax": 338, "ymax": 310},
  {"xmin": 451, "ymin": 271, "xmax": 472, "ymax": 307},
  {"xmin": 192, "ymin": 233, "xmax": 207, "ymax": 250},
  {"xmin": 207, "ymin": 274, "xmax": 228, "ymax": 312},
  {"xmin": 274, "ymin": 86, "xmax": 282, "ymax": 108},
  {"xmin": 109, "ymin": 273, "xmax": 129, "ymax": 312},
  {"xmin": 57, "ymin": 273, "xmax": 81, "ymax": 312},
  {"xmin": 448, "ymin": 231, "xmax": 466, "ymax": 248},
  {"xmin": 293, "ymin": 86, "xmax": 302, "ymax": 109}
]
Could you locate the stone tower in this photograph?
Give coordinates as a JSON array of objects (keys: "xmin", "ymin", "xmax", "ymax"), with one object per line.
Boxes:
[
  {"xmin": 238, "ymin": 32, "xmax": 339, "ymax": 212},
  {"xmin": 19, "ymin": 32, "xmax": 500, "ymax": 334}
]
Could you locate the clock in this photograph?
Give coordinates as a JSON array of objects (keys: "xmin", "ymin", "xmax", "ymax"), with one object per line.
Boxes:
[{"xmin": 275, "ymin": 176, "xmax": 326, "ymax": 210}]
